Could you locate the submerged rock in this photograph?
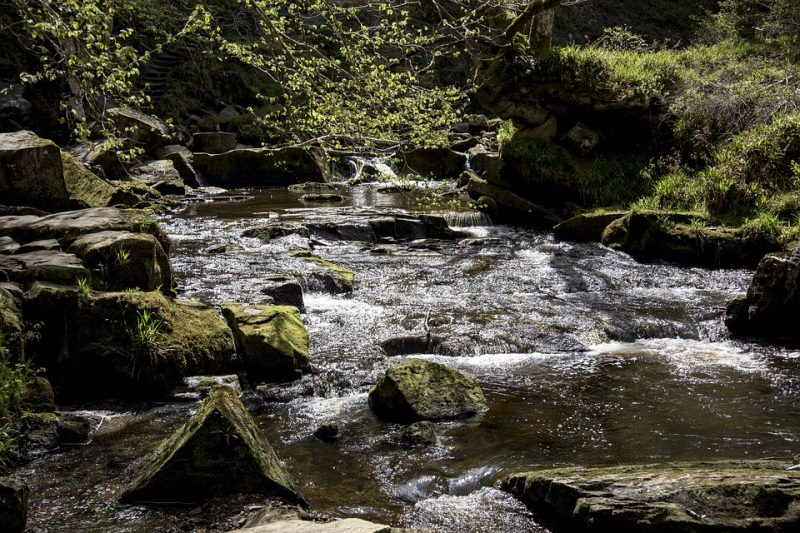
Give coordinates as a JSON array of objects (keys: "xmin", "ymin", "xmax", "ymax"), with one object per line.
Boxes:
[
  {"xmin": 503, "ymin": 460, "xmax": 800, "ymax": 533},
  {"xmin": 120, "ymin": 387, "xmax": 305, "ymax": 505},
  {"xmin": 0, "ymin": 477, "xmax": 28, "ymax": 533},
  {"xmin": 602, "ymin": 211, "xmax": 781, "ymax": 269},
  {"xmin": 369, "ymin": 358, "xmax": 487, "ymax": 423},
  {"xmin": 290, "ymin": 249, "xmax": 355, "ymax": 293},
  {"xmin": 260, "ymin": 277, "xmax": 304, "ymax": 310},
  {"xmin": 726, "ymin": 248, "xmax": 800, "ymax": 339},
  {"xmin": 222, "ymin": 304, "xmax": 311, "ymax": 382},
  {"xmin": 301, "ymin": 193, "xmax": 344, "ymax": 203}
]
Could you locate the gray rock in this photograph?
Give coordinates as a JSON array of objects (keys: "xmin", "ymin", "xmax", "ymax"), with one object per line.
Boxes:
[
  {"xmin": 129, "ymin": 160, "xmax": 185, "ymax": 195},
  {"xmin": 0, "ymin": 236, "xmax": 19, "ymax": 255},
  {"xmin": 155, "ymin": 145, "xmax": 199, "ymax": 187},
  {"xmin": 0, "ymin": 250, "xmax": 88, "ymax": 285},
  {"xmin": 107, "ymin": 107, "xmax": 170, "ymax": 151},
  {"xmin": 565, "ymin": 122, "xmax": 600, "ymax": 154},
  {"xmin": 15, "ymin": 239, "xmax": 60, "ymax": 254},
  {"xmin": 504, "ymin": 460, "xmax": 800, "ymax": 533},
  {"xmin": 553, "ymin": 211, "xmax": 627, "ymax": 242},
  {"xmin": 260, "ymin": 278, "xmax": 304, "ymax": 310},
  {"xmin": 0, "ymin": 130, "xmax": 71, "ymax": 212}
]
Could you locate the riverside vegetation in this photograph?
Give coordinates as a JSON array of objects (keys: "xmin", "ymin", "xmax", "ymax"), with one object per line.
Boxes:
[{"xmin": 1, "ymin": 1, "xmax": 800, "ymax": 532}]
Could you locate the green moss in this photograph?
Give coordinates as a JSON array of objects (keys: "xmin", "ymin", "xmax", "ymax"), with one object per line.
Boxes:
[
  {"xmin": 221, "ymin": 304, "xmax": 310, "ymax": 382},
  {"xmin": 121, "ymin": 386, "xmax": 305, "ymax": 505},
  {"xmin": 289, "ymin": 249, "xmax": 355, "ymax": 291}
]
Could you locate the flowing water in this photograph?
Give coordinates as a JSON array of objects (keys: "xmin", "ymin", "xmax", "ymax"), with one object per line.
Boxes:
[{"xmin": 16, "ymin": 184, "xmax": 800, "ymax": 532}]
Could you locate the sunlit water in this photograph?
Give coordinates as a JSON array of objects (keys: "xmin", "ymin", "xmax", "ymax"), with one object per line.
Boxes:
[{"xmin": 16, "ymin": 185, "xmax": 800, "ymax": 532}]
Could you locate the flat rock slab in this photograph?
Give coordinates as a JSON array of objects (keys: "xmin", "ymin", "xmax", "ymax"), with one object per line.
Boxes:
[
  {"xmin": 503, "ymin": 460, "xmax": 800, "ymax": 533},
  {"xmin": 231, "ymin": 518, "xmax": 391, "ymax": 533},
  {"xmin": 0, "ymin": 250, "xmax": 87, "ymax": 285}
]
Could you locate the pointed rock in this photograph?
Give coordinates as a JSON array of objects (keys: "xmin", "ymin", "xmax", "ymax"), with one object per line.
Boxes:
[{"xmin": 120, "ymin": 387, "xmax": 305, "ymax": 504}]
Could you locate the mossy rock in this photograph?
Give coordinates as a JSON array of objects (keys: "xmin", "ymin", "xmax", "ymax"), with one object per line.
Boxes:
[
  {"xmin": 25, "ymin": 286, "xmax": 237, "ymax": 400},
  {"xmin": 221, "ymin": 304, "xmax": 310, "ymax": 382},
  {"xmin": 601, "ymin": 211, "xmax": 781, "ymax": 269},
  {"xmin": 67, "ymin": 230, "xmax": 174, "ymax": 293},
  {"xmin": 726, "ymin": 248, "xmax": 800, "ymax": 339},
  {"xmin": 368, "ymin": 358, "xmax": 487, "ymax": 423},
  {"xmin": 120, "ymin": 386, "xmax": 305, "ymax": 505},
  {"xmin": 289, "ymin": 249, "xmax": 355, "ymax": 293},
  {"xmin": 553, "ymin": 210, "xmax": 627, "ymax": 242},
  {"xmin": 503, "ymin": 460, "xmax": 800, "ymax": 532},
  {"xmin": 0, "ymin": 477, "xmax": 28, "ymax": 533},
  {"xmin": 60, "ymin": 151, "xmax": 120, "ymax": 209}
]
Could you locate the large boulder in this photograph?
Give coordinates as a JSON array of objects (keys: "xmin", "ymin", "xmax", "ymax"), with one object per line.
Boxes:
[
  {"xmin": 221, "ymin": 304, "xmax": 311, "ymax": 382},
  {"xmin": 601, "ymin": 211, "xmax": 781, "ymax": 269},
  {"xmin": 402, "ymin": 147, "xmax": 467, "ymax": 179},
  {"xmin": 67, "ymin": 230, "xmax": 173, "ymax": 292},
  {"xmin": 368, "ymin": 358, "xmax": 487, "ymax": 422},
  {"xmin": 726, "ymin": 248, "xmax": 800, "ymax": 339},
  {"xmin": 0, "ymin": 477, "xmax": 28, "ymax": 533},
  {"xmin": 24, "ymin": 286, "xmax": 236, "ymax": 399},
  {"xmin": 503, "ymin": 460, "xmax": 800, "ymax": 533},
  {"xmin": 0, "ymin": 130, "xmax": 70, "ymax": 212},
  {"xmin": 193, "ymin": 146, "xmax": 330, "ymax": 186},
  {"xmin": 120, "ymin": 386, "xmax": 305, "ymax": 504}
]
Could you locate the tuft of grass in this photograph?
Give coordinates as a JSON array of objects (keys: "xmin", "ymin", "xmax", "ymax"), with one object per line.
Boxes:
[{"xmin": 76, "ymin": 277, "xmax": 92, "ymax": 297}]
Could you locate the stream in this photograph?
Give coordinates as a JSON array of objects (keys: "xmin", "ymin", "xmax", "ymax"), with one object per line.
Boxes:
[{"xmin": 15, "ymin": 184, "xmax": 800, "ymax": 532}]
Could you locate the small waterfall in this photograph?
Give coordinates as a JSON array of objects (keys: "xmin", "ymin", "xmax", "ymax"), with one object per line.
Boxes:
[{"xmin": 444, "ymin": 210, "xmax": 493, "ymax": 227}]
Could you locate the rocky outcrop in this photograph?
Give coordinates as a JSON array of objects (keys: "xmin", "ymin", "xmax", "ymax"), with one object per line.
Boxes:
[
  {"xmin": 60, "ymin": 151, "xmax": 122, "ymax": 209},
  {"xmin": 0, "ymin": 477, "xmax": 28, "ymax": 533},
  {"xmin": 553, "ymin": 210, "xmax": 626, "ymax": 242},
  {"xmin": 402, "ymin": 147, "xmax": 467, "ymax": 179},
  {"xmin": 67, "ymin": 230, "xmax": 173, "ymax": 292},
  {"xmin": 0, "ymin": 131, "xmax": 70, "ymax": 212},
  {"xmin": 368, "ymin": 358, "xmax": 487, "ymax": 422},
  {"xmin": 601, "ymin": 211, "xmax": 781, "ymax": 269},
  {"xmin": 289, "ymin": 250, "xmax": 355, "ymax": 293},
  {"xmin": 155, "ymin": 145, "xmax": 199, "ymax": 187},
  {"xmin": 24, "ymin": 286, "xmax": 236, "ymax": 399},
  {"xmin": 726, "ymin": 249, "xmax": 800, "ymax": 339},
  {"xmin": 120, "ymin": 386, "xmax": 305, "ymax": 504},
  {"xmin": 0, "ymin": 207, "xmax": 169, "ymax": 253},
  {"xmin": 503, "ymin": 460, "xmax": 800, "ymax": 533},
  {"xmin": 221, "ymin": 304, "xmax": 311, "ymax": 382},
  {"xmin": 193, "ymin": 146, "xmax": 330, "ymax": 186}
]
